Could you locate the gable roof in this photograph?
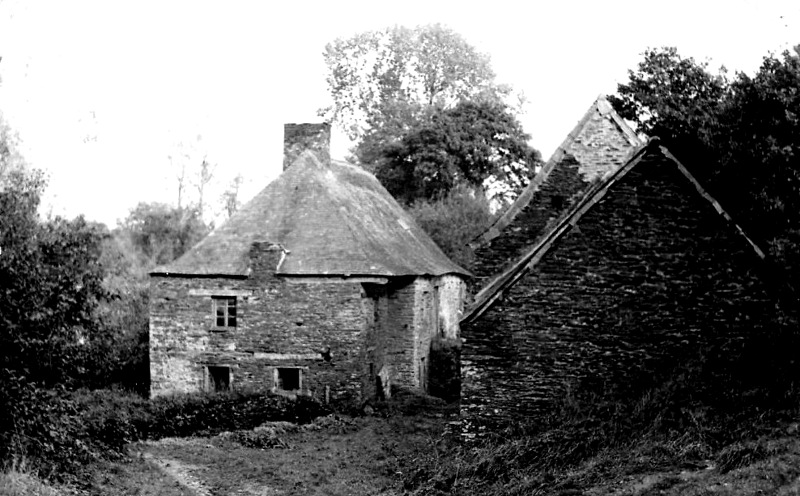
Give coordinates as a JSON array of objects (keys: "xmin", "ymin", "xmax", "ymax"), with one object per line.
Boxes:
[
  {"xmin": 463, "ymin": 138, "xmax": 766, "ymax": 324},
  {"xmin": 153, "ymin": 151, "xmax": 469, "ymax": 278},
  {"xmin": 471, "ymin": 95, "xmax": 643, "ymax": 250}
]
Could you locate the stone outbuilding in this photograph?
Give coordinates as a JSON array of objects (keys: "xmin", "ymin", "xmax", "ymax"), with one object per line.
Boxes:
[
  {"xmin": 470, "ymin": 95, "xmax": 643, "ymax": 288},
  {"xmin": 461, "ymin": 124, "xmax": 778, "ymax": 432},
  {"xmin": 149, "ymin": 123, "xmax": 469, "ymax": 404}
]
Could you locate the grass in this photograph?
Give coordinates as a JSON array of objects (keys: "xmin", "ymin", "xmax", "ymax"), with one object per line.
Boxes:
[
  {"xmin": 0, "ymin": 460, "xmax": 63, "ymax": 496},
  {"xmin": 129, "ymin": 411, "xmax": 453, "ymax": 496}
]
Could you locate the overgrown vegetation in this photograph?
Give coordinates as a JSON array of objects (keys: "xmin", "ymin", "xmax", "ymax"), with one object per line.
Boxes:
[
  {"xmin": 0, "ymin": 386, "xmax": 330, "ymax": 486},
  {"xmin": 403, "ymin": 365, "xmax": 800, "ymax": 495}
]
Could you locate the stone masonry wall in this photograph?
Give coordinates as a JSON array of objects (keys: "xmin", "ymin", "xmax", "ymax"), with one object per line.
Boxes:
[
  {"xmin": 150, "ymin": 243, "xmax": 368, "ymax": 403},
  {"xmin": 381, "ymin": 277, "xmax": 418, "ymax": 390},
  {"xmin": 471, "ymin": 108, "xmax": 636, "ymax": 289},
  {"xmin": 437, "ymin": 274, "xmax": 466, "ymax": 340},
  {"xmin": 462, "ymin": 154, "xmax": 776, "ymax": 432}
]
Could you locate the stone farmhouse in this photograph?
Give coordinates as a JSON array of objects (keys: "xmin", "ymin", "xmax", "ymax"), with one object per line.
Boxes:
[
  {"xmin": 149, "ymin": 123, "xmax": 469, "ymax": 404},
  {"xmin": 461, "ymin": 101, "xmax": 778, "ymax": 432}
]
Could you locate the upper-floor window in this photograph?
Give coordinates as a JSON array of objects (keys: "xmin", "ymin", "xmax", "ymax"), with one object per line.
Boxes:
[{"xmin": 213, "ymin": 296, "xmax": 237, "ymax": 328}]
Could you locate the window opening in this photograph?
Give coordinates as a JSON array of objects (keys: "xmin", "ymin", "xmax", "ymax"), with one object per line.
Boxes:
[
  {"xmin": 208, "ymin": 366, "xmax": 231, "ymax": 391},
  {"xmin": 213, "ymin": 296, "xmax": 237, "ymax": 328},
  {"xmin": 276, "ymin": 367, "xmax": 301, "ymax": 391}
]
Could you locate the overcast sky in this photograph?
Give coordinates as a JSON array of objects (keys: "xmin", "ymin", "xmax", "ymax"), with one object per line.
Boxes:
[{"xmin": 0, "ymin": 0, "xmax": 797, "ymax": 227}]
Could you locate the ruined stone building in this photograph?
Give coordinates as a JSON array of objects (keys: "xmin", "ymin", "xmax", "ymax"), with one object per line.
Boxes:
[
  {"xmin": 469, "ymin": 95, "xmax": 643, "ymax": 287},
  {"xmin": 461, "ymin": 98, "xmax": 778, "ymax": 432},
  {"xmin": 149, "ymin": 123, "xmax": 469, "ymax": 404}
]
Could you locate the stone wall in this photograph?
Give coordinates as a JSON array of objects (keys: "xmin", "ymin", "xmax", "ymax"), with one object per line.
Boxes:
[
  {"xmin": 150, "ymin": 243, "xmax": 368, "ymax": 403},
  {"xmin": 471, "ymin": 108, "xmax": 636, "ymax": 289},
  {"xmin": 462, "ymin": 153, "xmax": 776, "ymax": 432}
]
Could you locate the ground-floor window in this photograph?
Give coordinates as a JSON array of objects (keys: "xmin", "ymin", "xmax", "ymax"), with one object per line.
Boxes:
[
  {"xmin": 207, "ymin": 365, "xmax": 231, "ymax": 391},
  {"xmin": 274, "ymin": 367, "xmax": 302, "ymax": 392}
]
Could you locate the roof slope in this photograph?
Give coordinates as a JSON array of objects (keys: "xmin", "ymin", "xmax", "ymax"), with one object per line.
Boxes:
[
  {"xmin": 463, "ymin": 138, "xmax": 766, "ymax": 324},
  {"xmin": 470, "ymin": 95, "xmax": 642, "ymax": 281},
  {"xmin": 154, "ymin": 152, "xmax": 469, "ymax": 278}
]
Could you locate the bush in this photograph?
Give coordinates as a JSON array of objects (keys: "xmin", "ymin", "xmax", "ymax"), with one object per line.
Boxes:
[{"xmin": 0, "ymin": 383, "xmax": 330, "ymax": 484}]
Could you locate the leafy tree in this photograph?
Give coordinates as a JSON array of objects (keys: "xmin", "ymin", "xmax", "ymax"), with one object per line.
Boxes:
[
  {"xmin": 609, "ymin": 47, "xmax": 730, "ymax": 184},
  {"xmin": 376, "ymin": 100, "xmax": 540, "ymax": 203},
  {"xmin": 119, "ymin": 202, "xmax": 209, "ymax": 267},
  {"xmin": 408, "ymin": 184, "xmax": 495, "ymax": 269},
  {"xmin": 0, "ymin": 168, "xmax": 109, "ymax": 387},
  {"xmin": 321, "ymin": 24, "xmax": 504, "ymax": 143}
]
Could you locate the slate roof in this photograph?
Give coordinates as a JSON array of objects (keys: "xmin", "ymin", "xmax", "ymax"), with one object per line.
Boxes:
[
  {"xmin": 471, "ymin": 95, "xmax": 643, "ymax": 250},
  {"xmin": 463, "ymin": 138, "xmax": 766, "ymax": 324},
  {"xmin": 153, "ymin": 151, "xmax": 469, "ymax": 278}
]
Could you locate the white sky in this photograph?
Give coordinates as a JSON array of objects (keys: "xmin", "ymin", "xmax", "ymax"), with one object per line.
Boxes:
[{"xmin": 0, "ymin": 0, "xmax": 797, "ymax": 227}]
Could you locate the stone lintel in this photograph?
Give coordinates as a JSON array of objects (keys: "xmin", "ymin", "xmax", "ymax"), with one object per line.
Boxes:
[
  {"xmin": 252, "ymin": 352, "xmax": 323, "ymax": 361},
  {"xmin": 281, "ymin": 276, "xmax": 389, "ymax": 285},
  {"xmin": 188, "ymin": 288, "xmax": 254, "ymax": 297}
]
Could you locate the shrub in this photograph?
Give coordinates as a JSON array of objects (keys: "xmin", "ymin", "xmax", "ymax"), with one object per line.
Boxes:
[{"xmin": 0, "ymin": 383, "xmax": 330, "ymax": 484}]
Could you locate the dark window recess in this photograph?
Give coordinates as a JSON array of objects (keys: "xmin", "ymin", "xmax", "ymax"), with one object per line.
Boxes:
[
  {"xmin": 277, "ymin": 368, "xmax": 300, "ymax": 391},
  {"xmin": 213, "ymin": 297, "xmax": 237, "ymax": 328},
  {"xmin": 208, "ymin": 366, "xmax": 230, "ymax": 391}
]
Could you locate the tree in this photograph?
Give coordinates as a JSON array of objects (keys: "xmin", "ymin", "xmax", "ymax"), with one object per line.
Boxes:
[
  {"xmin": 609, "ymin": 47, "xmax": 730, "ymax": 184},
  {"xmin": 321, "ymin": 24, "xmax": 513, "ymax": 163},
  {"xmin": 408, "ymin": 184, "xmax": 496, "ymax": 269},
  {"xmin": 119, "ymin": 202, "xmax": 209, "ymax": 267},
  {"xmin": 0, "ymin": 168, "xmax": 109, "ymax": 387},
  {"xmin": 194, "ymin": 157, "xmax": 216, "ymax": 221},
  {"xmin": 376, "ymin": 100, "xmax": 540, "ymax": 204},
  {"xmin": 221, "ymin": 173, "xmax": 244, "ymax": 218},
  {"xmin": 0, "ymin": 111, "xmax": 26, "ymax": 180}
]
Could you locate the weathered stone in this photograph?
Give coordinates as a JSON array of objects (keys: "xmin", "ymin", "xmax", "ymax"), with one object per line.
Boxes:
[{"xmin": 461, "ymin": 145, "xmax": 778, "ymax": 433}]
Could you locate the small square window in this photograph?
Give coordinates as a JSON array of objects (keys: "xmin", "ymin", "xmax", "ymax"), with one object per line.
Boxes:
[
  {"xmin": 213, "ymin": 296, "xmax": 237, "ymax": 328},
  {"xmin": 208, "ymin": 366, "xmax": 231, "ymax": 392},
  {"xmin": 275, "ymin": 367, "xmax": 301, "ymax": 392}
]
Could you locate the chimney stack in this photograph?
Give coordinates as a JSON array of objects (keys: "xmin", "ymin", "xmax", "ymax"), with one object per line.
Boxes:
[{"xmin": 283, "ymin": 123, "xmax": 331, "ymax": 171}]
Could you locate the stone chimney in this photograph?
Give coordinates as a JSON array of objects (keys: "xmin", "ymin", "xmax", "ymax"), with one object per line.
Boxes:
[{"xmin": 283, "ymin": 123, "xmax": 331, "ymax": 171}]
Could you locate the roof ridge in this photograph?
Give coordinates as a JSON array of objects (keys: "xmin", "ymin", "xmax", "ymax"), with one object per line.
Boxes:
[
  {"xmin": 470, "ymin": 95, "xmax": 642, "ymax": 249},
  {"xmin": 462, "ymin": 138, "xmax": 767, "ymax": 325}
]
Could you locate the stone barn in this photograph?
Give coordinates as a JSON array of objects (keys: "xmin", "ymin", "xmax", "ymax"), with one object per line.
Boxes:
[
  {"xmin": 461, "ymin": 136, "xmax": 779, "ymax": 433},
  {"xmin": 149, "ymin": 123, "xmax": 469, "ymax": 404},
  {"xmin": 469, "ymin": 95, "xmax": 643, "ymax": 287}
]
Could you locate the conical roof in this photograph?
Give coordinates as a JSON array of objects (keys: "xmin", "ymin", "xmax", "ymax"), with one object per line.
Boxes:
[{"xmin": 153, "ymin": 151, "xmax": 469, "ymax": 278}]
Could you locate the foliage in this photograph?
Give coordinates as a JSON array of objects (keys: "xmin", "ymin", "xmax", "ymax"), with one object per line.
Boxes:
[
  {"xmin": 119, "ymin": 201, "xmax": 209, "ymax": 267},
  {"xmin": 0, "ymin": 169, "xmax": 110, "ymax": 387},
  {"xmin": 376, "ymin": 100, "xmax": 540, "ymax": 203},
  {"xmin": 0, "ymin": 112, "xmax": 26, "ymax": 179},
  {"xmin": 321, "ymin": 23, "xmax": 503, "ymax": 143},
  {"xmin": 0, "ymin": 386, "xmax": 330, "ymax": 484},
  {"xmin": 407, "ymin": 184, "xmax": 495, "ymax": 269},
  {"xmin": 610, "ymin": 46, "xmax": 800, "ymax": 292}
]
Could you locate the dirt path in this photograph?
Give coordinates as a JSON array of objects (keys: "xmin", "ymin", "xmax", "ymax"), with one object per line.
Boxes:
[
  {"xmin": 131, "ymin": 414, "xmax": 444, "ymax": 496},
  {"xmin": 141, "ymin": 452, "xmax": 213, "ymax": 496}
]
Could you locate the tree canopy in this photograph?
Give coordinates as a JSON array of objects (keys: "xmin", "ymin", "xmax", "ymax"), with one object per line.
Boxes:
[
  {"xmin": 119, "ymin": 202, "xmax": 209, "ymax": 267},
  {"xmin": 321, "ymin": 23, "xmax": 505, "ymax": 143},
  {"xmin": 322, "ymin": 24, "xmax": 538, "ymax": 205},
  {"xmin": 376, "ymin": 100, "xmax": 540, "ymax": 204}
]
